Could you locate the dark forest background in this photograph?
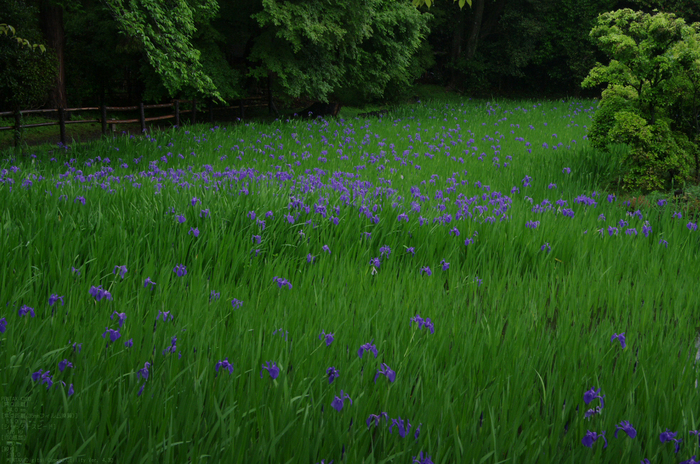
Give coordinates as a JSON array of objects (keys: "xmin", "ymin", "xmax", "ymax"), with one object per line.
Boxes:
[{"xmin": 2, "ymin": 0, "xmax": 700, "ymax": 112}]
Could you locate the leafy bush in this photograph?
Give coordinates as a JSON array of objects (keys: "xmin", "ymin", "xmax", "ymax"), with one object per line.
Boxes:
[
  {"xmin": 582, "ymin": 8, "xmax": 700, "ymax": 193},
  {"xmin": 0, "ymin": 0, "xmax": 57, "ymax": 110}
]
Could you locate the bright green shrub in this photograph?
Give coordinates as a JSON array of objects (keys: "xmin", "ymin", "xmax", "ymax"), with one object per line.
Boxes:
[{"xmin": 582, "ymin": 8, "xmax": 700, "ymax": 192}]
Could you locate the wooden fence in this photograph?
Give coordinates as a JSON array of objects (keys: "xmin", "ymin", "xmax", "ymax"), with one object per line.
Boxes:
[{"xmin": 0, "ymin": 96, "xmax": 272, "ymax": 148}]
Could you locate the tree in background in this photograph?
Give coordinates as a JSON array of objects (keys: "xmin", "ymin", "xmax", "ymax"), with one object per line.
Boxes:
[
  {"xmin": 248, "ymin": 0, "xmax": 431, "ymax": 105},
  {"xmin": 0, "ymin": 0, "xmax": 58, "ymax": 111},
  {"xmin": 582, "ymin": 8, "xmax": 700, "ymax": 192},
  {"xmin": 102, "ymin": 0, "xmax": 224, "ymax": 103}
]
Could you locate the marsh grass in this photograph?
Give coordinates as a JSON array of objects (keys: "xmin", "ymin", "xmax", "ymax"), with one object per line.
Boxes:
[{"xmin": 0, "ymin": 97, "xmax": 698, "ymax": 464}]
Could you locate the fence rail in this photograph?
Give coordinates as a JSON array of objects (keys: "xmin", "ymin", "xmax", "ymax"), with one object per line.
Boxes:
[{"xmin": 1, "ymin": 96, "xmax": 273, "ymax": 148}]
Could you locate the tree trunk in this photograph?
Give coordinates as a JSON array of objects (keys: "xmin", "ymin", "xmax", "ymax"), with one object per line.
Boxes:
[
  {"xmin": 466, "ymin": 0, "xmax": 485, "ymax": 61},
  {"xmin": 38, "ymin": 0, "xmax": 67, "ymax": 110},
  {"xmin": 449, "ymin": 6, "xmax": 465, "ymax": 88}
]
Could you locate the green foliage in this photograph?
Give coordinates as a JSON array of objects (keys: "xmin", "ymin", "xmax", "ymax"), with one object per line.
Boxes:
[
  {"xmin": 250, "ymin": 0, "xmax": 430, "ymax": 103},
  {"xmin": 103, "ymin": 0, "xmax": 224, "ymax": 102},
  {"xmin": 610, "ymin": 113, "xmax": 694, "ymax": 191},
  {"xmin": 588, "ymin": 85, "xmax": 640, "ymax": 149},
  {"xmin": 0, "ymin": 1, "xmax": 57, "ymax": 110},
  {"xmin": 582, "ymin": 8, "xmax": 700, "ymax": 192},
  {"xmin": 412, "ymin": 0, "xmax": 472, "ymax": 8},
  {"xmin": 1, "ymin": 23, "xmax": 46, "ymax": 52}
]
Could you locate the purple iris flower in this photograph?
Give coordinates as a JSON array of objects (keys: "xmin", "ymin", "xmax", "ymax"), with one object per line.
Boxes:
[
  {"xmin": 0, "ymin": 317, "xmax": 6, "ymax": 333},
  {"xmin": 191, "ymin": 197, "xmax": 200, "ymax": 206},
  {"xmin": 411, "ymin": 314, "xmax": 435, "ymax": 334},
  {"xmin": 374, "ymin": 363, "xmax": 396, "ymax": 383},
  {"xmin": 273, "ymin": 277, "xmax": 292, "ymax": 289},
  {"xmin": 173, "ymin": 264, "xmax": 187, "ymax": 277},
  {"xmin": 660, "ymin": 429, "xmax": 682, "ymax": 453},
  {"xmin": 89, "ymin": 285, "xmax": 113, "ymax": 302},
  {"xmin": 113, "ymin": 265, "xmax": 128, "ymax": 279},
  {"xmin": 48, "ymin": 294, "xmax": 64, "ymax": 306},
  {"xmin": 137, "ymin": 362, "xmax": 150, "ymax": 381},
  {"xmin": 319, "ymin": 331, "xmax": 334, "ymax": 346},
  {"xmin": 582, "ymin": 430, "xmax": 608, "ymax": 448},
  {"xmin": 157, "ymin": 310, "xmax": 174, "ymax": 322},
  {"xmin": 390, "ymin": 417, "xmax": 412, "ymax": 438},
  {"xmin": 144, "ymin": 277, "xmax": 156, "ymax": 290},
  {"xmin": 420, "ymin": 266, "xmax": 432, "ymax": 276},
  {"xmin": 252, "ymin": 235, "xmax": 261, "ymax": 244},
  {"xmin": 19, "ymin": 305, "xmax": 35, "ymax": 317},
  {"xmin": 189, "ymin": 227, "xmax": 200, "ymax": 237},
  {"xmin": 111, "ymin": 311, "xmax": 127, "ymax": 328},
  {"xmin": 331, "ymin": 390, "xmax": 352, "ymax": 411},
  {"xmin": 380, "ymin": 246, "xmax": 392, "ymax": 258},
  {"xmin": 584, "ymin": 406, "xmax": 602, "ymax": 419},
  {"xmin": 231, "ymin": 299, "xmax": 243, "ymax": 309},
  {"xmin": 370, "ymin": 257, "xmax": 381, "ymax": 268},
  {"xmin": 406, "ymin": 247, "xmax": 415, "ymax": 255},
  {"xmin": 215, "ymin": 358, "xmax": 234, "ymax": 376},
  {"xmin": 413, "ymin": 451, "xmax": 434, "ymax": 464},
  {"xmin": 31, "ymin": 369, "xmax": 54, "ymax": 389},
  {"xmin": 440, "ymin": 260, "xmax": 450, "ymax": 271},
  {"xmin": 367, "ymin": 413, "xmax": 385, "ymax": 428},
  {"xmin": 58, "ymin": 359, "xmax": 73, "ymax": 372},
  {"xmin": 358, "ymin": 341, "xmax": 378, "ymax": 359},
  {"xmin": 162, "ymin": 336, "xmax": 177, "ymax": 355},
  {"xmin": 322, "ymin": 245, "xmax": 331, "ymax": 254},
  {"xmin": 260, "ymin": 361, "xmax": 280, "ymax": 380},
  {"xmin": 125, "ymin": 338, "xmax": 133, "ymax": 348},
  {"xmin": 102, "ymin": 327, "xmax": 121, "ymax": 343},
  {"xmin": 327, "ymin": 367, "xmax": 340, "ymax": 384},
  {"xmin": 583, "ymin": 387, "xmax": 605, "ymax": 408},
  {"xmin": 611, "ymin": 332, "xmax": 626, "ymax": 349},
  {"xmin": 614, "ymin": 421, "xmax": 637, "ymax": 439},
  {"xmin": 176, "ymin": 214, "xmax": 186, "ymax": 224},
  {"xmin": 71, "ymin": 266, "xmax": 81, "ymax": 275}
]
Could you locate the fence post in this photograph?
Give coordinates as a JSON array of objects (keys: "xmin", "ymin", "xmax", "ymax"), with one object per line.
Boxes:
[
  {"xmin": 174, "ymin": 100, "xmax": 180, "ymax": 128},
  {"xmin": 208, "ymin": 99, "xmax": 213, "ymax": 125},
  {"xmin": 58, "ymin": 107, "xmax": 66, "ymax": 146},
  {"xmin": 192, "ymin": 98, "xmax": 197, "ymax": 125},
  {"xmin": 13, "ymin": 108, "xmax": 21, "ymax": 149},
  {"xmin": 139, "ymin": 102, "xmax": 146, "ymax": 134},
  {"xmin": 101, "ymin": 104, "xmax": 107, "ymax": 136}
]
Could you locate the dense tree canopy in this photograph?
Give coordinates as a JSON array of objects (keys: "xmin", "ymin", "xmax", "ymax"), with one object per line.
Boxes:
[{"xmin": 1, "ymin": 0, "xmax": 699, "ymax": 111}]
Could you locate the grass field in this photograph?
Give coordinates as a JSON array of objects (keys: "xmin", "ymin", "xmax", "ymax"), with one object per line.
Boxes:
[{"xmin": 1, "ymin": 96, "xmax": 699, "ymax": 464}]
